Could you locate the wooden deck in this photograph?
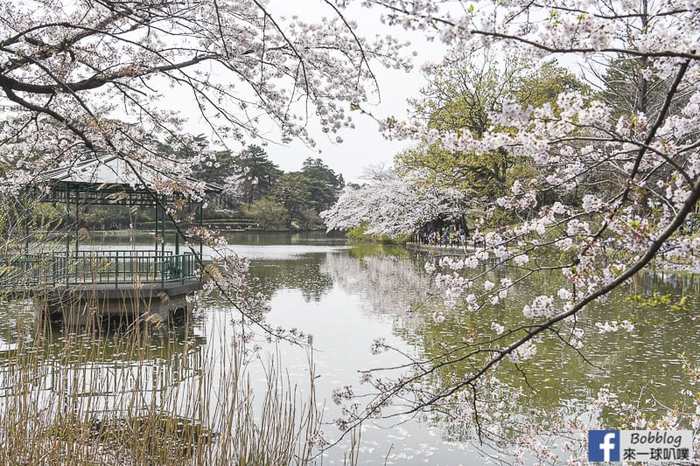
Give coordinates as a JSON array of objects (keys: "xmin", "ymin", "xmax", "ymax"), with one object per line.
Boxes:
[
  {"xmin": 50, "ymin": 279, "xmax": 200, "ymax": 298},
  {"xmin": 6, "ymin": 279, "xmax": 201, "ymax": 298},
  {"xmin": 0, "ymin": 250, "xmax": 204, "ymax": 325},
  {"xmin": 33, "ymin": 279, "xmax": 202, "ymax": 324}
]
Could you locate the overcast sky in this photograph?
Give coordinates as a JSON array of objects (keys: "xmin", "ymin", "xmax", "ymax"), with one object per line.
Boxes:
[
  {"xmin": 262, "ymin": 61, "xmax": 423, "ymax": 182},
  {"xmin": 258, "ymin": 2, "xmax": 441, "ymax": 181},
  {"xmin": 187, "ymin": 2, "xmax": 446, "ymax": 182}
]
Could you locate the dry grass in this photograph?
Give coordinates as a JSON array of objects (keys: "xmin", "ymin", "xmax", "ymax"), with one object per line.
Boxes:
[{"xmin": 0, "ymin": 313, "xmax": 325, "ymax": 466}]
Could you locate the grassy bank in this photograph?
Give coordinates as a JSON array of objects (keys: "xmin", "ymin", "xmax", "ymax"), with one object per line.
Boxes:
[{"xmin": 345, "ymin": 225, "xmax": 409, "ymax": 245}]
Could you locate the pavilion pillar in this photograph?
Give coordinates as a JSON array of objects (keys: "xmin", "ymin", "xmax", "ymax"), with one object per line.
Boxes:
[
  {"xmin": 74, "ymin": 187, "xmax": 79, "ymax": 258},
  {"xmin": 65, "ymin": 209, "xmax": 70, "ymax": 257},
  {"xmin": 160, "ymin": 197, "xmax": 165, "ymax": 259},
  {"xmin": 24, "ymin": 208, "xmax": 29, "ymax": 256},
  {"xmin": 198, "ymin": 202, "xmax": 203, "ymax": 261},
  {"xmin": 175, "ymin": 219, "xmax": 180, "ymax": 256},
  {"xmin": 154, "ymin": 202, "xmax": 159, "ymax": 256}
]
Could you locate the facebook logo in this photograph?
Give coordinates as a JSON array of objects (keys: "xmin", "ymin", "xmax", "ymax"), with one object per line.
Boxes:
[{"xmin": 588, "ymin": 430, "xmax": 621, "ymax": 462}]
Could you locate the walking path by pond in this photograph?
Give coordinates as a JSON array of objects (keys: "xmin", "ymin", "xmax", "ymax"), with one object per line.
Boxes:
[{"xmin": 1, "ymin": 232, "xmax": 698, "ymax": 465}]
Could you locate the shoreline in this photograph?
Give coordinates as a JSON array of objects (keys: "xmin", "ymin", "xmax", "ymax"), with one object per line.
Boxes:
[{"xmin": 405, "ymin": 241, "xmax": 474, "ymax": 256}]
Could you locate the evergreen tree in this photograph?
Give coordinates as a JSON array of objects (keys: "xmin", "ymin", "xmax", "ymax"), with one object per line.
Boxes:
[{"xmin": 231, "ymin": 145, "xmax": 283, "ymax": 204}]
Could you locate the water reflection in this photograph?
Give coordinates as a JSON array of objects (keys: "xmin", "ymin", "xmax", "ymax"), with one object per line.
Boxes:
[
  {"xmin": 0, "ymin": 233, "xmax": 698, "ymax": 465},
  {"xmin": 251, "ymin": 255, "xmax": 334, "ymax": 303},
  {"xmin": 256, "ymin": 242, "xmax": 699, "ymax": 462}
]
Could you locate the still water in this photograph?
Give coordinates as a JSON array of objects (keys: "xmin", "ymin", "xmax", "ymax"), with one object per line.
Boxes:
[{"xmin": 1, "ymin": 232, "xmax": 698, "ymax": 464}]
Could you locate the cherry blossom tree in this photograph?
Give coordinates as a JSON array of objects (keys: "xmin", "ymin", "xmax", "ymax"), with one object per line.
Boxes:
[
  {"xmin": 324, "ymin": 0, "xmax": 700, "ymax": 457},
  {"xmin": 0, "ymin": 0, "xmax": 408, "ymax": 193},
  {"xmin": 321, "ymin": 166, "xmax": 468, "ymax": 236}
]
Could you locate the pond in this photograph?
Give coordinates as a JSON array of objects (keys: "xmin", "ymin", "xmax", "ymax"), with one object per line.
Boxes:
[{"xmin": 1, "ymin": 232, "xmax": 698, "ymax": 465}]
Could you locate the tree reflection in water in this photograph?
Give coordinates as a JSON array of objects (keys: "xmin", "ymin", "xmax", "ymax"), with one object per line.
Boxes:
[
  {"xmin": 311, "ymin": 246, "xmax": 700, "ymax": 464},
  {"xmin": 1, "ymin": 241, "xmax": 697, "ymax": 465}
]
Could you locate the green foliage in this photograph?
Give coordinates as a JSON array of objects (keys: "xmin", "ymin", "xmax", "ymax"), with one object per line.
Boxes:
[
  {"xmin": 300, "ymin": 158, "xmax": 345, "ymax": 212},
  {"xmin": 514, "ymin": 61, "xmax": 589, "ymax": 110},
  {"xmin": 599, "ymin": 56, "xmax": 681, "ymax": 121},
  {"xmin": 31, "ymin": 202, "xmax": 62, "ymax": 228},
  {"xmin": 395, "ymin": 56, "xmax": 587, "ymax": 203},
  {"xmin": 346, "ymin": 224, "xmax": 409, "ymax": 244},
  {"xmin": 241, "ymin": 197, "xmax": 289, "ymax": 230},
  {"xmin": 345, "ymin": 225, "xmax": 370, "ymax": 241},
  {"xmin": 625, "ymin": 293, "xmax": 691, "ymax": 312},
  {"xmin": 268, "ymin": 158, "xmax": 344, "ymax": 230},
  {"xmin": 271, "ymin": 172, "xmax": 313, "ymax": 229},
  {"xmin": 231, "ymin": 145, "xmax": 283, "ymax": 204},
  {"xmin": 76, "ymin": 205, "xmax": 153, "ymax": 230},
  {"xmin": 395, "ymin": 144, "xmax": 524, "ymax": 198}
]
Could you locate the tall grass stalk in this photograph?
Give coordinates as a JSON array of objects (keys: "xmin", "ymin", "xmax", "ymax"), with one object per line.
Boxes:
[{"xmin": 0, "ymin": 313, "xmax": 324, "ymax": 465}]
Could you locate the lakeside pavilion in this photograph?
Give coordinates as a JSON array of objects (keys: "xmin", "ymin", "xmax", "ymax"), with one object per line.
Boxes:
[{"xmin": 3, "ymin": 155, "xmax": 221, "ymax": 327}]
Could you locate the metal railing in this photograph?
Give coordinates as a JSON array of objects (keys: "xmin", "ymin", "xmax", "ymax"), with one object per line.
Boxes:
[
  {"xmin": 0, "ymin": 251, "xmax": 196, "ymax": 289},
  {"xmin": 73, "ymin": 250, "xmax": 174, "ymax": 258}
]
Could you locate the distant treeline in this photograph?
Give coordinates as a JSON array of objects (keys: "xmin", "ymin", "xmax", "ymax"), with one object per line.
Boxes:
[{"xmin": 30, "ymin": 141, "xmax": 344, "ymax": 232}]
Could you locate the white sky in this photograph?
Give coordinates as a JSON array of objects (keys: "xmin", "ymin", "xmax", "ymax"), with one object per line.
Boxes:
[
  {"xmin": 262, "ymin": 62, "xmax": 422, "ymax": 182},
  {"xmin": 189, "ymin": 1, "xmax": 446, "ymax": 182}
]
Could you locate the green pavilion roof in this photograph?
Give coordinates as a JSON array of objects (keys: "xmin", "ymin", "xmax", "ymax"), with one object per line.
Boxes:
[{"xmin": 39, "ymin": 155, "xmax": 222, "ymax": 206}]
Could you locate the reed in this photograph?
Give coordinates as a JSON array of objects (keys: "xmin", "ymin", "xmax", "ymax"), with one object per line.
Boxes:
[{"xmin": 0, "ymin": 315, "xmax": 325, "ymax": 466}]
